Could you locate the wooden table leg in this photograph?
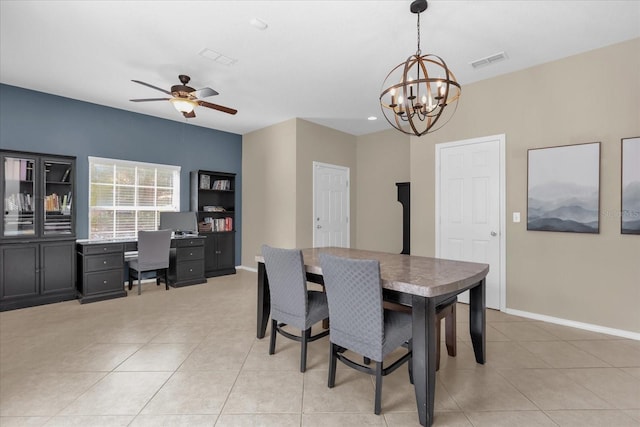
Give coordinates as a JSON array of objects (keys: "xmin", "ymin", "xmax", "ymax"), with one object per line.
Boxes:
[
  {"xmin": 469, "ymin": 278, "xmax": 486, "ymax": 364},
  {"xmin": 411, "ymin": 295, "xmax": 437, "ymax": 427},
  {"xmin": 256, "ymin": 262, "xmax": 270, "ymax": 339}
]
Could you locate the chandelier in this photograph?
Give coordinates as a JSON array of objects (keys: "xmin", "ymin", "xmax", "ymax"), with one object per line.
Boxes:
[{"xmin": 380, "ymin": 0, "xmax": 461, "ymax": 137}]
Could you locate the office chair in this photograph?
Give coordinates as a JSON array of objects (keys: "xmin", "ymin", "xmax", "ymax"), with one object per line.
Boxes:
[
  {"xmin": 319, "ymin": 253, "xmax": 412, "ymax": 415},
  {"xmin": 261, "ymin": 245, "xmax": 330, "ymax": 372},
  {"xmin": 128, "ymin": 229, "xmax": 172, "ymax": 295}
]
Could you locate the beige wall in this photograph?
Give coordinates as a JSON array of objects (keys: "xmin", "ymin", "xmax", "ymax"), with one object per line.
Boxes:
[
  {"xmin": 241, "ymin": 118, "xmax": 357, "ymax": 267},
  {"xmin": 295, "ymin": 119, "xmax": 357, "ymax": 249},
  {"xmin": 410, "ymin": 38, "xmax": 640, "ymax": 332},
  {"xmin": 242, "ymin": 119, "xmax": 297, "ymax": 266},
  {"xmin": 356, "ymin": 129, "xmax": 410, "ymax": 253}
]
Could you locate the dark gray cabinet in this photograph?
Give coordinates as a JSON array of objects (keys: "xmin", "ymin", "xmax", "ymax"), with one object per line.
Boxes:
[
  {"xmin": 190, "ymin": 170, "xmax": 236, "ymax": 278},
  {"xmin": 76, "ymin": 242, "xmax": 126, "ymax": 304},
  {"xmin": 1, "ymin": 150, "xmax": 76, "ymax": 311}
]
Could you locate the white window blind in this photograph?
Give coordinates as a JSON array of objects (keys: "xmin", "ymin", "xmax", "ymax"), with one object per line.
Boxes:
[{"xmin": 88, "ymin": 157, "xmax": 180, "ymax": 239}]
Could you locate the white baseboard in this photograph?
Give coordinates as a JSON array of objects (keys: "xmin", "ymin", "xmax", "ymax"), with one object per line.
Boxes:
[
  {"xmin": 236, "ymin": 265, "xmax": 257, "ymax": 273},
  {"xmin": 504, "ymin": 308, "xmax": 640, "ymax": 341}
]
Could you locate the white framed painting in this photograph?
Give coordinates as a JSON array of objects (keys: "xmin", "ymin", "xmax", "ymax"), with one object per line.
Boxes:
[
  {"xmin": 527, "ymin": 142, "xmax": 600, "ymax": 233},
  {"xmin": 622, "ymin": 137, "xmax": 640, "ymax": 235}
]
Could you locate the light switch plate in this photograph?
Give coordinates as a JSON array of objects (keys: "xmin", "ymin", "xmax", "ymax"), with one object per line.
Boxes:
[{"xmin": 513, "ymin": 212, "xmax": 521, "ymax": 223}]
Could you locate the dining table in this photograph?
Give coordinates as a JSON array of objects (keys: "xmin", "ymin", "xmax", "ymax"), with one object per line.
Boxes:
[{"xmin": 255, "ymin": 247, "xmax": 489, "ymax": 427}]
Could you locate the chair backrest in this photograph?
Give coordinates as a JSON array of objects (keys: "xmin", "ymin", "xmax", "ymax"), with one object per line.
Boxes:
[
  {"xmin": 261, "ymin": 245, "xmax": 308, "ymax": 325},
  {"xmin": 319, "ymin": 253, "xmax": 384, "ymax": 356},
  {"xmin": 137, "ymin": 229, "xmax": 172, "ymax": 270}
]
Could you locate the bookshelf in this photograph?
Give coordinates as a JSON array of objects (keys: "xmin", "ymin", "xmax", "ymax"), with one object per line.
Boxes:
[
  {"xmin": 190, "ymin": 170, "xmax": 236, "ymax": 277},
  {"xmin": 1, "ymin": 150, "xmax": 76, "ymax": 311}
]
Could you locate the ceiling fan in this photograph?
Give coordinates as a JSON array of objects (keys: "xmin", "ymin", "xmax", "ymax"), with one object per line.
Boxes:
[{"xmin": 130, "ymin": 74, "xmax": 237, "ymax": 118}]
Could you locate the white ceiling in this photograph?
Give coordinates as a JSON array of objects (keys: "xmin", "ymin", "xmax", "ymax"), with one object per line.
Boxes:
[{"xmin": 1, "ymin": 1, "xmax": 639, "ymax": 136}]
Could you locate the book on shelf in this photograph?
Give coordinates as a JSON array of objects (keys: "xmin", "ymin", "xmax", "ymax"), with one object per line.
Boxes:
[
  {"xmin": 200, "ymin": 174, "xmax": 211, "ymax": 189},
  {"xmin": 61, "ymin": 167, "xmax": 71, "ymax": 183},
  {"xmin": 211, "ymin": 179, "xmax": 230, "ymax": 190}
]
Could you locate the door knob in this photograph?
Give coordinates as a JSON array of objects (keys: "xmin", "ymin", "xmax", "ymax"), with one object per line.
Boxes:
[{"xmin": 490, "ymin": 231, "xmax": 497, "ymax": 236}]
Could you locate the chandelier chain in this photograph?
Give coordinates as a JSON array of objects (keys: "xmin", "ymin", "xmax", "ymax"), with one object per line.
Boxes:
[{"xmin": 416, "ymin": 12, "xmax": 421, "ymax": 55}]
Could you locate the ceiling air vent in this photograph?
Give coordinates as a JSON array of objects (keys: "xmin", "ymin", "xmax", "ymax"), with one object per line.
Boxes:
[
  {"xmin": 470, "ymin": 51, "xmax": 507, "ymax": 69},
  {"xmin": 198, "ymin": 48, "xmax": 237, "ymax": 66}
]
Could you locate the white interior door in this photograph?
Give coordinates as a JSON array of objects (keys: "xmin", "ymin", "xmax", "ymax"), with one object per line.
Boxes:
[
  {"xmin": 313, "ymin": 162, "xmax": 350, "ymax": 247},
  {"xmin": 436, "ymin": 135, "xmax": 505, "ymax": 310}
]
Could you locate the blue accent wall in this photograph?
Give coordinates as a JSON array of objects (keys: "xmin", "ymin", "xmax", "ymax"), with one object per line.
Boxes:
[{"xmin": 0, "ymin": 84, "xmax": 243, "ymax": 263}]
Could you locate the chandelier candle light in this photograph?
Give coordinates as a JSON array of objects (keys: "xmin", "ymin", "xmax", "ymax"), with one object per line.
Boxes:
[{"xmin": 380, "ymin": 0, "xmax": 460, "ymax": 136}]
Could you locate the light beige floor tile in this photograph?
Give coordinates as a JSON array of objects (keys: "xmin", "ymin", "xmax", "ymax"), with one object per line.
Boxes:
[
  {"xmin": 178, "ymin": 335, "xmax": 254, "ymax": 371},
  {"xmin": 498, "ymin": 368, "xmax": 611, "ymax": 410},
  {"xmin": 302, "ymin": 368, "xmax": 375, "ymax": 413},
  {"xmin": 43, "ymin": 415, "xmax": 134, "ymax": 426},
  {"xmin": 0, "ymin": 372, "xmax": 106, "ymax": 416},
  {"xmin": 59, "ymin": 372, "xmax": 171, "ymax": 415},
  {"xmin": 222, "ymin": 370, "xmax": 303, "ymax": 414},
  {"xmin": 484, "ymin": 341, "xmax": 552, "ymax": 369},
  {"xmin": 519, "ymin": 340, "xmax": 611, "ymax": 368},
  {"xmin": 380, "ymin": 367, "xmax": 460, "ymax": 412},
  {"xmin": 534, "ymin": 322, "xmax": 620, "ymax": 341},
  {"xmin": 490, "ymin": 322, "xmax": 564, "ymax": 341},
  {"xmin": 465, "ymin": 410, "xmax": 557, "ymax": 426},
  {"xmin": 242, "ymin": 333, "xmax": 330, "ymax": 372},
  {"xmin": 560, "ymin": 368, "xmax": 640, "ymax": 409},
  {"xmin": 150, "ymin": 323, "xmax": 217, "ymax": 343},
  {"xmin": 623, "ymin": 368, "xmax": 640, "ymax": 380},
  {"xmin": 570, "ymin": 339, "xmax": 640, "ymax": 367},
  {"xmin": 129, "ymin": 414, "xmax": 218, "ymax": 426},
  {"xmin": 0, "ymin": 417, "xmax": 49, "ymax": 426},
  {"xmin": 624, "ymin": 409, "xmax": 640, "ymax": 422},
  {"xmin": 303, "ymin": 412, "xmax": 385, "ymax": 426},
  {"xmin": 455, "ymin": 323, "xmax": 511, "ymax": 342},
  {"xmin": 439, "ymin": 369, "xmax": 537, "ymax": 411},
  {"xmin": 217, "ymin": 414, "xmax": 300, "ymax": 426},
  {"xmin": 384, "ymin": 411, "xmax": 472, "ymax": 427},
  {"xmin": 56, "ymin": 343, "xmax": 142, "ymax": 371},
  {"xmin": 544, "ymin": 409, "xmax": 640, "ymax": 426},
  {"xmin": 141, "ymin": 371, "xmax": 238, "ymax": 415},
  {"xmin": 115, "ymin": 342, "xmax": 197, "ymax": 371}
]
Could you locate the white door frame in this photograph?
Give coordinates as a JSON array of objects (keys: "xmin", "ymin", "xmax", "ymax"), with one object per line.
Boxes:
[
  {"xmin": 435, "ymin": 134, "xmax": 507, "ymax": 311},
  {"xmin": 312, "ymin": 161, "xmax": 350, "ymax": 247}
]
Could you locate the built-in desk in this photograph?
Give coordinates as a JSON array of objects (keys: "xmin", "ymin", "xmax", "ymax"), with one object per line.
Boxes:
[{"xmin": 76, "ymin": 235, "xmax": 206, "ymax": 304}]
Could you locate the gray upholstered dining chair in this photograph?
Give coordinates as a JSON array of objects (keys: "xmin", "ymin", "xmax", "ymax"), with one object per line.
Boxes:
[
  {"xmin": 128, "ymin": 229, "xmax": 172, "ymax": 295},
  {"xmin": 319, "ymin": 253, "xmax": 412, "ymax": 415},
  {"xmin": 261, "ymin": 245, "xmax": 330, "ymax": 372}
]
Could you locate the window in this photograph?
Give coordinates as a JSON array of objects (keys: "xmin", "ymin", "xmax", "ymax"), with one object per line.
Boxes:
[{"xmin": 89, "ymin": 157, "xmax": 180, "ymax": 239}]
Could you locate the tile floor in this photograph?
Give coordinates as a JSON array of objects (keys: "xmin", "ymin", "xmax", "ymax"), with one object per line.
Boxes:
[{"xmin": 1, "ymin": 270, "xmax": 639, "ymax": 426}]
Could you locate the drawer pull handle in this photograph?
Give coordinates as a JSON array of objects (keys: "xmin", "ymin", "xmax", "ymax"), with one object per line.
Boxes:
[
  {"xmin": 189, "ymin": 268, "xmax": 193, "ymax": 272},
  {"xmin": 189, "ymin": 252, "xmax": 193, "ymax": 256},
  {"xmin": 103, "ymin": 261, "xmax": 107, "ymax": 264},
  {"xmin": 103, "ymin": 280, "xmax": 107, "ymax": 284},
  {"xmin": 104, "ymin": 248, "xmax": 107, "ymax": 251}
]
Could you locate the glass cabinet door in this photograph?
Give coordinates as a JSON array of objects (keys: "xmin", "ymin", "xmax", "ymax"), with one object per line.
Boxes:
[
  {"xmin": 3, "ymin": 155, "xmax": 36, "ymax": 236},
  {"xmin": 43, "ymin": 159, "xmax": 74, "ymax": 236}
]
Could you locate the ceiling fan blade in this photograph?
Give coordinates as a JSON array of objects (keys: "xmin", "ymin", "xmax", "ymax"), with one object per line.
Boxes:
[
  {"xmin": 132, "ymin": 80, "xmax": 172, "ymax": 95},
  {"xmin": 183, "ymin": 111, "xmax": 196, "ymax": 119},
  {"xmin": 193, "ymin": 87, "xmax": 218, "ymax": 98},
  {"xmin": 198, "ymin": 100, "xmax": 238, "ymax": 115},
  {"xmin": 130, "ymin": 98, "xmax": 171, "ymax": 102}
]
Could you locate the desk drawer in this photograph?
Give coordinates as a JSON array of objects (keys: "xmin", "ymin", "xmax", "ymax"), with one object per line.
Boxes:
[
  {"xmin": 176, "ymin": 260, "xmax": 204, "ymax": 280},
  {"xmin": 85, "ymin": 270, "xmax": 123, "ymax": 294},
  {"xmin": 175, "ymin": 238, "xmax": 204, "ymax": 248},
  {"xmin": 85, "ymin": 253, "xmax": 123, "ymax": 272},
  {"xmin": 83, "ymin": 243, "xmax": 124, "ymax": 255},
  {"xmin": 176, "ymin": 246, "xmax": 204, "ymax": 261}
]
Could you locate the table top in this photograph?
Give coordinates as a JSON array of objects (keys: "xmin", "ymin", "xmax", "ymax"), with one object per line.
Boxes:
[
  {"xmin": 256, "ymin": 247, "xmax": 489, "ymax": 298},
  {"xmin": 77, "ymin": 233, "xmax": 205, "ymax": 245}
]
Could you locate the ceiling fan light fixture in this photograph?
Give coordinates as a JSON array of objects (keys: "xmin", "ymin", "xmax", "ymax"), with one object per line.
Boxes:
[{"xmin": 170, "ymin": 98, "xmax": 197, "ymax": 113}]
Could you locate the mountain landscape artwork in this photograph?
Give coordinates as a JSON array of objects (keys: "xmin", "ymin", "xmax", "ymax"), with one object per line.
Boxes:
[
  {"xmin": 528, "ymin": 142, "xmax": 600, "ymax": 233},
  {"xmin": 622, "ymin": 137, "xmax": 640, "ymax": 235}
]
